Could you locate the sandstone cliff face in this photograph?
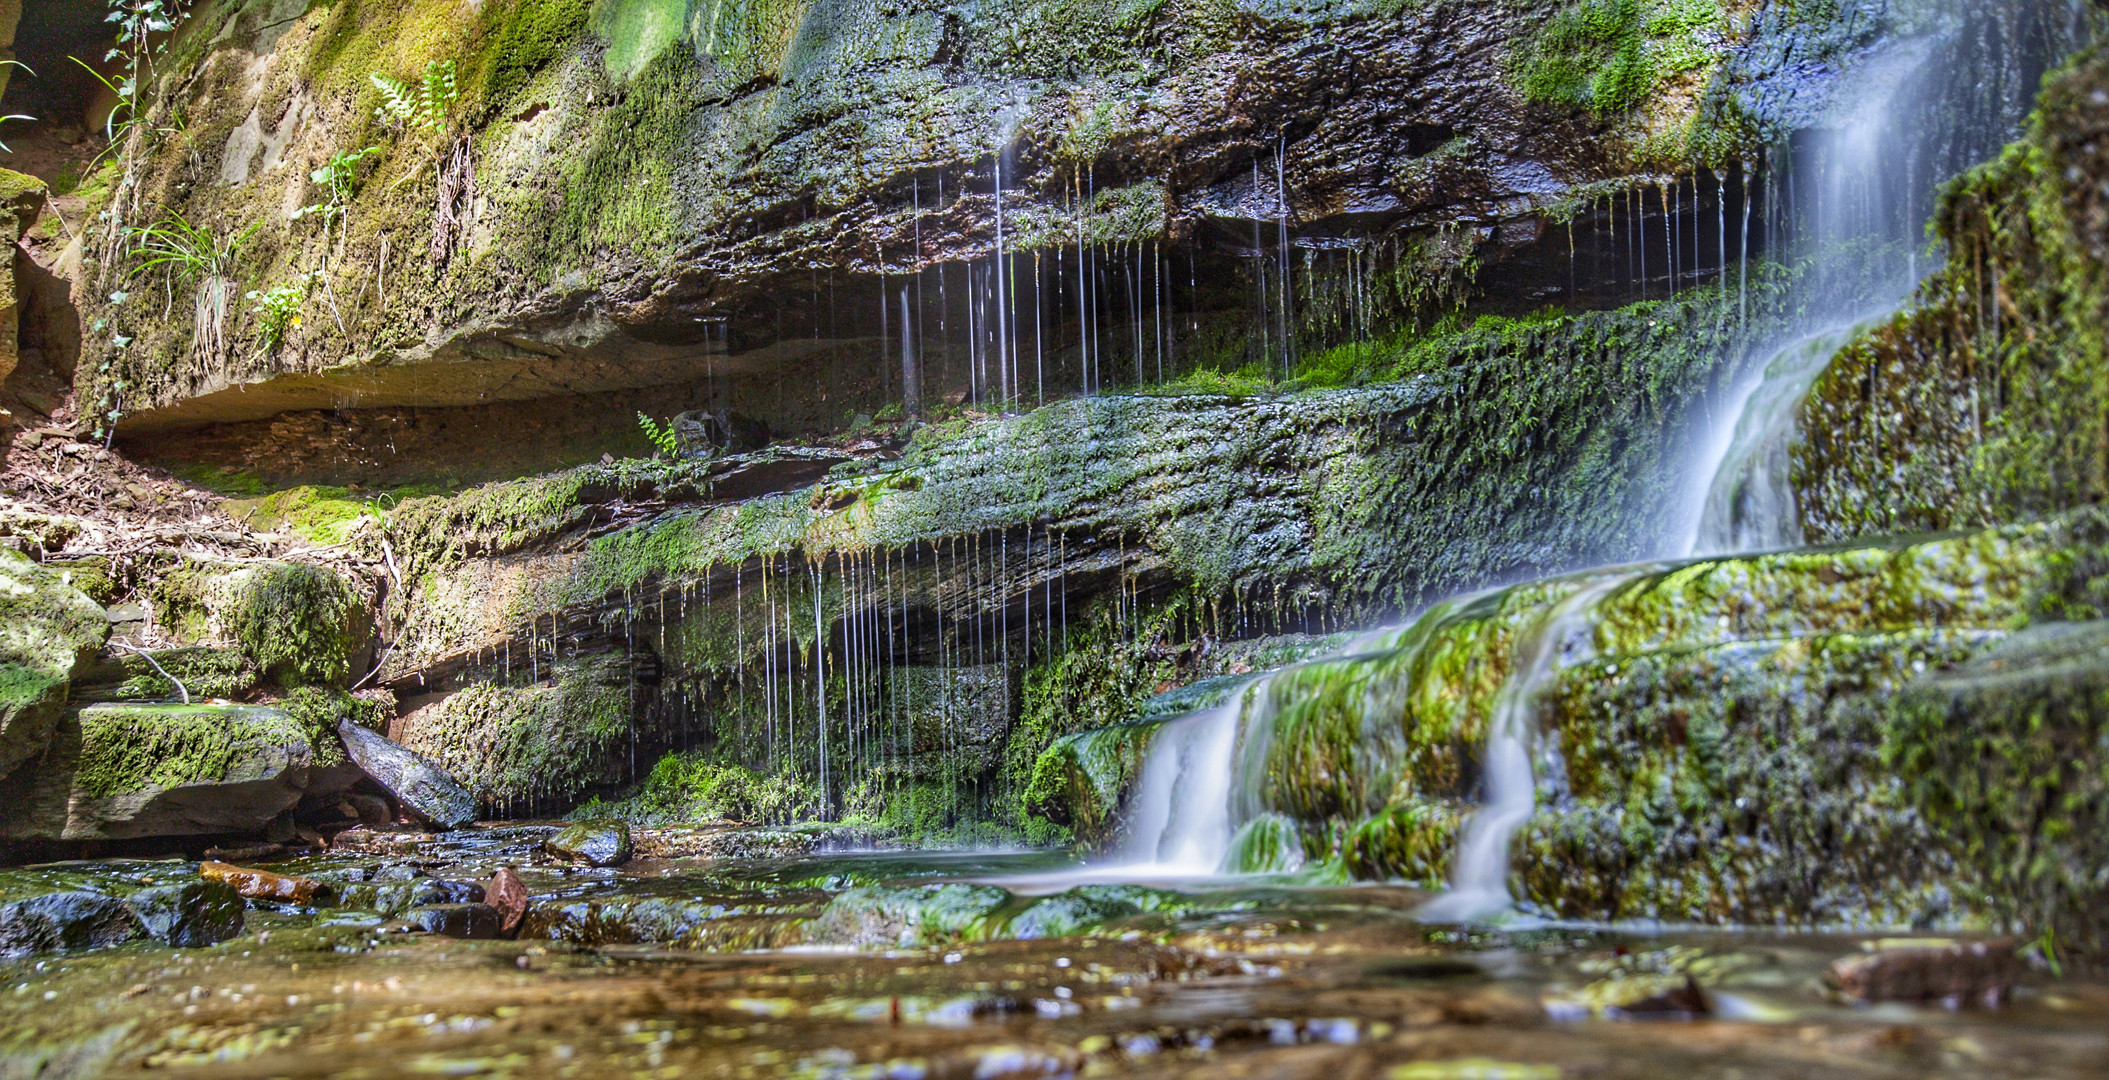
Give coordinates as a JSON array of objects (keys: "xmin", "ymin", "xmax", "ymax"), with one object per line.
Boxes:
[{"xmin": 73, "ymin": 0, "xmax": 1862, "ymax": 442}]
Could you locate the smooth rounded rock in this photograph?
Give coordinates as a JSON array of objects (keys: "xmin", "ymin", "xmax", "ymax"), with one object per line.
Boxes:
[
  {"xmin": 335, "ymin": 719, "xmax": 477, "ymax": 829},
  {"xmin": 543, "ymin": 820, "xmax": 632, "ymax": 867}
]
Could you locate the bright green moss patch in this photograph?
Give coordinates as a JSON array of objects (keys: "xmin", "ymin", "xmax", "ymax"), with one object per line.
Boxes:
[
  {"xmin": 1514, "ymin": 0, "xmax": 1727, "ymax": 116},
  {"xmin": 73, "ymin": 704, "xmax": 319, "ymax": 798},
  {"xmin": 226, "ymin": 487, "xmax": 388, "ymax": 546},
  {"xmin": 581, "ymin": 749, "xmax": 823, "ymax": 825},
  {"xmin": 223, "ymin": 563, "xmax": 370, "ymax": 688}
]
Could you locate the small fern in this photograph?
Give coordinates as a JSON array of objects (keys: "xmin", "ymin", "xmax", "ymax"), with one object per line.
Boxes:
[
  {"xmin": 637, "ymin": 412, "xmax": 679, "ymax": 457},
  {"xmin": 370, "ymin": 59, "xmax": 457, "ymax": 135}
]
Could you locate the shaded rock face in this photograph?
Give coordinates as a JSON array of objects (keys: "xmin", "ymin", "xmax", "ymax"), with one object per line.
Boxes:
[
  {"xmin": 336, "ymin": 720, "xmax": 479, "ymax": 829},
  {"xmin": 0, "ymin": 549, "xmax": 109, "ymax": 780},
  {"xmin": 78, "ymin": 0, "xmax": 1856, "ymax": 440},
  {"xmin": 0, "ymin": 704, "xmax": 347, "ymax": 842}
]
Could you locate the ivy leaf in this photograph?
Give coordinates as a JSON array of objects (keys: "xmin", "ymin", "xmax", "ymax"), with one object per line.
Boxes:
[{"xmin": 111, "ymin": 334, "xmax": 133, "ymax": 348}]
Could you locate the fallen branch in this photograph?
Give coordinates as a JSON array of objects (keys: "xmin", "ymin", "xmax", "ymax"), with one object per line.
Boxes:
[{"xmin": 108, "ymin": 641, "xmax": 189, "ymax": 704}]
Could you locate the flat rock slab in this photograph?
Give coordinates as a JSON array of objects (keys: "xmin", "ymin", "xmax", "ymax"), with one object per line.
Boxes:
[
  {"xmin": 544, "ymin": 821, "xmax": 631, "ymax": 867},
  {"xmin": 0, "ymin": 704, "xmax": 331, "ymax": 842},
  {"xmin": 336, "ymin": 720, "xmax": 477, "ymax": 829},
  {"xmin": 331, "ymin": 824, "xmax": 441, "ymax": 854},
  {"xmin": 0, "ymin": 865, "xmax": 244, "ymax": 956},
  {"xmin": 634, "ymin": 825, "xmax": 819, "ymax": 861}
]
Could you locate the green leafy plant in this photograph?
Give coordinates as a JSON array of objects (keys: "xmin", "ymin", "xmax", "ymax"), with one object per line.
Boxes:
[
  {"xmin": 293, "ymin": 145, "xmax": 380, "ymax": 248},
  {"xmin": 78, "ymin": 0, "xmax": 192, "ymax": 292},
  {"xmin": 370, "ymin": 60, "xmax": 458, "ymax": 137},
  {"xmin": 0, "ymin": 60, "xmax": 36, "ymax": 153},
  {"xmin": 637, "ymin": 412, "xmax": 679, "ymax": 457},
  {"xmin": 245, "ymin": 276, "xmax": 310, "ymax": 355},
  {"xmin": 123, "ymin": 213, "xmax": 255, "ymax": 365}
]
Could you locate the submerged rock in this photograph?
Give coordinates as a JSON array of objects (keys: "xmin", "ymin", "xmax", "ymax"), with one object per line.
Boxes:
[
  {"xmin": 543, "ymin": 821, "xmax": 632, "ymax": 868},
  {"xmin": 0, "ymin": 549, "xmax": 109, "ymax": 781},
  {"xmin": 1827, "ymin": 939, "xmax": 2020, "ymax": 1006},
  {"xmin": 0, "ymin": 866, "xmax": 245, "ymax": 955},
  {"xmin": 335, "ymin": 720, "xmax": 477, "ymax": 829},
  {"xmin": 403, "ymin": 904, "xmax": 505, "ymax": 940},
  {"xmin": 199, "ymin": 861, "xmax": 326, "ymax": 905},
  {"xmin": 0, "ymin": 704, "xmax": 346, "ymax": 842}
]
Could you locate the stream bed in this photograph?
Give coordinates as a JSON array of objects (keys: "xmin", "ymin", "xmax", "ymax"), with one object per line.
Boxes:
[{"xmin": 4, "ymin": 829, "xmax": 2106, "ymax": 1079}]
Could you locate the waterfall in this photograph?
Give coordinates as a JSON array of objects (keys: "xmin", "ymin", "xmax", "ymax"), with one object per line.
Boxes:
[
  {"xmin": 1685, "ymin": 0, "xmax": 2090, "ymax": 556},
  {"xmin": 1415, "ymin": 576, "xmax": 1626, "ymax": 921},
  {"xmin": 1117, "ymin": 688, "xmax": 1255, "ymax": 874}
]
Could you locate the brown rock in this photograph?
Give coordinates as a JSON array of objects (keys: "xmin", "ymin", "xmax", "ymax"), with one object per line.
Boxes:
[
  {"xmin": 487, "ymin": 867, "xmax": 528, "ymax": 937},
  {"xmin": 332, "ymin": 824, "xmax": 439, "ymax": 855},
  {"xmin": 199, "ymin": 861, "xmax": 324, "ymax": 905},
  {"xmin": 1827, "ymin": 939, "xmax": 2020, "ymax": 1006}
]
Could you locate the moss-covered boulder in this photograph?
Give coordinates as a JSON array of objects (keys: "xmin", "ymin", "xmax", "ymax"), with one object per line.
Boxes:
[
  {"xmin": 1031, "ymin": 509, "xmax": 2109, "ymax": 936},
  {"xmin": 1879, "ymin": 620, "xmax": 2109, "ymax": 964},
  {"xmin": 0, "ymin": 549, "xmax": 110, "ymax": 780},
  {"xmin": 0, "ymin": 704, "xmax": 353, "ymax": 842},
  {"xmin": 146, "ymin": 557, "xmax": 374, "ymax": 689},
  {"xmin": 392, "ymin": 653, "xmax": 634, "ymax": 812}
]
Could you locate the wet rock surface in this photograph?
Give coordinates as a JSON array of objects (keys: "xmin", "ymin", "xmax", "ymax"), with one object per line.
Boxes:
[
  {"xmin": 543, "ymin": 821, "xmax": 633, "ymax": 868},
  {"xmin": 0, "ymin": 863, "xmax": 244, "ymax": 955},
  {"xmin": 2, "ymin": 843, "xmax": 2106, "ymax": 1080},
  {"xmin": 334, "ymin": 720, "xmax": 477, "ymax": 829}
]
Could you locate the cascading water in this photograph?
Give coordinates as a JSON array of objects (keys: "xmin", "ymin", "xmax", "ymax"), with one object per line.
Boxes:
[
  {"xmin": 1092, "ymin": 0, "xmax": 2093, "ymax": 914},
  {"xmin": 1685, "ymin": 0, "xmax": 2093, "ymax": 555},
  {"xmin": 1117, "ymin": 689, "xmax": 1255, "ymax": 874},
  {"xmin": 1414, "ymin": 576, "xmax": 1629, "ymax": 921}
]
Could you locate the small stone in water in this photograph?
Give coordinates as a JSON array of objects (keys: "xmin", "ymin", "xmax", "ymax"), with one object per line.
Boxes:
[{"xmin": 1827, "ymin": 939, "xmax": 2019, "ymax": 1006}]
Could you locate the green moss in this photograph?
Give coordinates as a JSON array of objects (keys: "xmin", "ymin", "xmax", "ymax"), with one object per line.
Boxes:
[
  {"xmin": 73, "ymin": 704, "xmax": 321, "ymax": 797},
  {"xmin": 86, "ymin": 648, "xmax": 260, "ymax": 703},
  {"xmin": 226, "ymin": 486, "xmax": 388, "ymax": 546},
  {"xmin": 223, "ymin": 563, "xmax": 369, "ymax": 688},
  {"xmin": 396, "ymin": 654, "xmax": 636, "ymax": 809},
  {"xmin": 1339, "ymin": 799, "xmax": 1461, "ymax": 886},
  {"xmin": 1796, "ymin": 46, "xmax": 2109, "ymax": 545},
  {"xmin": 484, "ymin": 0, "xmax": 595, "ymax": 105},
  {"xmin": 583, "ymin": 749, "xmax": 823, "ymax": 825},
  {"xmin": 1879, "ymin": 621, "xmax": 2109, "ymax": 962},
  {"xmin": 0, "ymin": 549, "xmax": 110, "ymax": 678},
  {"xmin": 1513, "ymin": 0, "xmax": 1726, "ymax": 117}
]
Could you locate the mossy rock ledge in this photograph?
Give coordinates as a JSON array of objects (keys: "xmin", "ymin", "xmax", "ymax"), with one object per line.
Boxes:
[
  {"xmin": 1033, "ymin": 508, "xmax": 2109, "ymax": 944},
  {"xmin": 0, "ymin": 703, "xmax": 363, "ymax": 843},
  {"xmin": 0, "ymin": 550, "xmax": 110, "ymax": 781},
  {"xmin": 80, "ymin": 0, "xmax": 1871, "ymax": 433}
]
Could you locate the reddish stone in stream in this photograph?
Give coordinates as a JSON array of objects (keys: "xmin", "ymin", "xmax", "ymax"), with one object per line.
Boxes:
[
  {"xmin": 1827, "ymin": 940, "xmax": 2021, "ymax": 1006},
  {"xmin": 488, "ymin": 867, "xmax": 528, "ymax": 936},
  {"xmin": 199, "ymin": 861, "xmax": 324, "ymax": 904}
]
